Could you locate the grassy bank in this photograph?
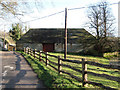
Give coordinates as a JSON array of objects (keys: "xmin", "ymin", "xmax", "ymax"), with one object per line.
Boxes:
[
  {"xmin": 18, "ymin": 51, "xmax": 119, "ymax": 89},
  {"xmin": 18, "ymin": 51, "xmax": 83, "ymax": 88}
]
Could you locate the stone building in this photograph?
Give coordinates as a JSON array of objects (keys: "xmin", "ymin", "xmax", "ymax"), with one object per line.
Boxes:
[{"xmin": 16, "ymin": 28, "xmax": 95, "ymax": 53}]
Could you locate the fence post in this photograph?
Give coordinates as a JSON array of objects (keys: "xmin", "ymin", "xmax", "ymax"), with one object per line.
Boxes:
[
  {"xmin": 58, "ymin": 56, "xmax": 62, "ymax": 74},
  {"xmin": 24, "ymin": 47, "xmax": 25, "ymax": 53},
  {"xmin": 26, "ymin": 48, "xmax": 27, "ymax": 54},
  {"xmin": 39, "ymin": 51, "xmax": 42, "ymax": 61},
  {"xmin": 34, "ymin": 49, "xmax": 36, "ymax": 58},
  {"xmin": 25, "ymin": 48, "xmax": 26, "ymax": 54},
  {"xmin": 28, "ymin": 48, "xmax": 30, "ymax": 55},
  {"xmin": 45, "ymin": 52, "xmax": 48, "ymax": 66},
  {"xmin": 29, "ymin": 48, "xmax": 31, "ymax": 55},
  {"xmin": 82, "ymin": 58, "xmax": 87, "ymax": 87},
  {"xmin": 30, "ymin": 49, "xmax": 32, "ymax": 56},
  {"xmin": 27, "ymin": 48, "xmax": 28, "ymax": 54}
]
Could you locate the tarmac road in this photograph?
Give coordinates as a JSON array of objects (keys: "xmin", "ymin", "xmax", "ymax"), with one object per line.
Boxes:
[{"xmin": 0, "ymin": 51, "xmax": 46, "ymax": 89}]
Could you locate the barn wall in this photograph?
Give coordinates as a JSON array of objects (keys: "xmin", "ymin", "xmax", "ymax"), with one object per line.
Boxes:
[
  {"xmin": 17, "ymin": 43, "xmax": 43, "ymax": 51},
  {"xmin": 55, "ymin": 43, "xmax": 64, "ymax": 52},
  {"xmin": 17, "ymin": 43, "xmax": 84, "ymax": 53},
  {"xmin": 55, "ymin": 43, "xmax": 83, "ymax": 53}
]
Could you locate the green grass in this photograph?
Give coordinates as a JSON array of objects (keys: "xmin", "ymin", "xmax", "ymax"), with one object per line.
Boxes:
[
  {"xmin": 18, "ymin": 51, "xmax": 83, "ymax": 88},
  {"xmin": 18, "ymin": 51, "xmax": 119, "ymax": 89},
  {"xmin": 47, "ymin": 52, "xmax": 119, "ymax": 89},
  {"xmin": 103, "ymin": 52, "xmax": 119, "ymax": 59}
]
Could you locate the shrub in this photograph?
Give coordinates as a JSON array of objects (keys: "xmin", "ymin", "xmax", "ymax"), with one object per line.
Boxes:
[{"xmin": 103, "ymin": 52, "xmax": 119, "ymax": 59}]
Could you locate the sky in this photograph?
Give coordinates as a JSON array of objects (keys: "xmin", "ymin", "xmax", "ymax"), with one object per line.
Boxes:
[{"xmin": 0, "ymin": 0, "xmax": 119, "ymax": 36}]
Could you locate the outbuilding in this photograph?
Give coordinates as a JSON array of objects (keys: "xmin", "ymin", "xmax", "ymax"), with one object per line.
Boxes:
[{"xmin": 16, "ymin": 28, "xmax": 95, "ymax": 53}]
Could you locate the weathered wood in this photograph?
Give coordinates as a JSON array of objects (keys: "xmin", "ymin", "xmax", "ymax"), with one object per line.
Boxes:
[
  {"xmin": 46, "ymin": 53, "xmax": 58, "ymax": 58},
  {"xmin": 45, "ymin": 52, "xmax": 49, "ymax": 66},
  {"xmin": 31, "ymin": 49, "xmax": 33, "ymax": 56},
  {"xmin": 39, "ymin": 51, "xmax": 42, "ymax": 61},
  {"xmin": 30, "ymin": 48, "xmax": 31, "ymax": 56},
  {"xmin": 86, "ymin": 61, "xmax": 120, "ymax": 70},
  {"xmin": 47, "ymin": 59, "xmax": 58, "ymax": 65},
  {"xmin": 61, "ymin": 58, "xmax": 82, "ymax": 64},
  {"xmin": 64, "ymin": 8, "xmax": 67, "ymax": 59},
  {"xmin": 49, "ymin": 64, "xmax": 58, "ymax": 71},
  {"xmin": 27, "ymin": 48, "xmax": 29, "ymax": 54},
  {"xmin": 82, "ymin": 58, "xmax": 87, "ymax": 87},
  {"xmin": 34, "ymin": 49, "xmax": 36, "ymax": 58},
  {"xmin": 41, "ymin": 59, "xmax": 46, "ymax": 63},
  {"xmin": 24, "ymin": 47, "xmax": 25, "ymax": 53},
  {"xmin": 87, "ymin": 71, "xmax": 120, "ymax": 82},
  {"xmin": 25, "ymin": 48, "xmax": 26, "ymax": 53},
  {"xmin": 41, "ymin": 56, "xmax": 46, "ymax": 59},
  {"xmin": 61, "ymin": 64, "xmax": 82, "ymax": 73},
  {"xmin": 58, "ymin": 56, "xmax": 62, "ymax": 74},
  {"xmin": 35, "ymin": 57, "xmax": 39, "ymax": 60},
  {"xmin": 26, "ymin": 48, "xmax": 27, "ymax": 54},
  {"xmin": 86, "ymin": 81, "xmax": 117, "ymax": 90},
  {"xmin": 30, "ymin": 48, "xmax": 32, "ymax": 56},
  {"xmin": 28, "ymin": 48, "xmax": 30, "ymax": 55},
  {"xmin": 60, "ymin": 70, "xmax": 82, "ymax": 82}
]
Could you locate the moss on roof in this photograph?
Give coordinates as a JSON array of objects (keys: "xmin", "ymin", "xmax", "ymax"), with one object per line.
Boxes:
[{"xmin": 17, "ymin": 28, "xmax": 96, "ymax": 44}]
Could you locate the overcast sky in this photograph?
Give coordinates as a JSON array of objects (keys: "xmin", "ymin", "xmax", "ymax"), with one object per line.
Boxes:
[{"xmin": 0, "ymin": 0, "xmax": 119, "ymax": 36}]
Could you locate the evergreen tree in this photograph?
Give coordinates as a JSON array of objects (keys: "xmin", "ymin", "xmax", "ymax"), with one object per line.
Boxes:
[{"xmin": 9, "ymin": 23, "xmax": 23, "ymax": 41}]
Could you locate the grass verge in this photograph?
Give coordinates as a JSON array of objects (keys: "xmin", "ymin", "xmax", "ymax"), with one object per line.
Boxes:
[
  {"xmin": 17, "ymin": 51, "xmax": 119, "ymax": 89},
  {"xmin": 18, "ymin": 51, "xmax": 83, "ymax": 88}
]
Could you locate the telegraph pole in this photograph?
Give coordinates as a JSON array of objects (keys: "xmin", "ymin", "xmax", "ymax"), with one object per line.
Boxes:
[{"xmin": 64, "ymin": 8, "xmax": 67, "ymax": 59}]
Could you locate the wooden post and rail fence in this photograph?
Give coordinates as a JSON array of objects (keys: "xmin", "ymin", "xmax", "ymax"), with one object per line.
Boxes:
[{"xmin": 24, "ymin": 47, "xmax": 120, "ymax": 90}]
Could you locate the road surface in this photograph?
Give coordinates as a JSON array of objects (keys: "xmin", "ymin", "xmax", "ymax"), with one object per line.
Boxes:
[{"xmin": 0, "ymin": 51, "xmax": 46, "ymax": 89}]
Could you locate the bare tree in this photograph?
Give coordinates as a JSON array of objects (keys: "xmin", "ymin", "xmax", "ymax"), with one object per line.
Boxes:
[
  {"xmin": 0, "ymin": 1, "xmax": 18, "ymax": 19},
  {"xmin": 86, "ymin": 1, "xmax": 115, "ymax": 54},
  {"xmin": 0, "ymin": 1, "xmax": 44, "ymax": 20}
]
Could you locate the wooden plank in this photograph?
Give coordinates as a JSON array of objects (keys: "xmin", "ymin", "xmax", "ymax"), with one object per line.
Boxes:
[
  {"xmin": 48, "ymin": 64, "xmax": 58, "ymax": 71},
  {"xmin": 39, "ymin": 51, "xmax": 42, "ymax": 61},
  {"xmin": 41, "ymin": 56, "xmax": 46, "ymax": 59},
  {"xmin": 45, "ymin": 52, "xmax": 48, "ymax": 66},
  {"xmin": 48, "ymin": 59, "xmax": 58, "ymax": 65},
  {"xmin": 61, "ymin": 64, "xmax": 82, "ymax": 73},
  {"xmin": 87, "ymin": 71, "xmax": 120, "ymax": 82},
  {"xmin": 41, "ymin": 59, "xmax": 45, "ymax": 63},
  {"xmin": 61, "ymin": 58, "xmax": 82, "ymax": 64},
  {"xmin": 86, "ymin": 81, "xmax": 117, "ymax": 90},
  {"xmin": 24, "ymin": 47, "xmax": 25, "ymax": 53},
  {"xmin": 46, "ymin": 53, "xmax": 58, "ymax": 58},
  {"xmin": 86, "ymin": 61, "xmax": 120, "ymax": 70},
  {"xmin": 60, "ymin": 70, "xmax": 82, "ymax": 82}
]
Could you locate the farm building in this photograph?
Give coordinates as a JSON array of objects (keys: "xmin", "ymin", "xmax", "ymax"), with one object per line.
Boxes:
[
  {"xmin": 16, "ymin": 28, "xmax": 96, "ymax": 53},
  {"xmin": 0, "ymin": 31, "xmax": 16, "ymax": 51}
]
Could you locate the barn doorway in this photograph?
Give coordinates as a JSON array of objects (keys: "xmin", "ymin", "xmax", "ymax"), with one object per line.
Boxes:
[{"xmin": 42, "ymin": 43, "xmax": 54, "ymax": 52}]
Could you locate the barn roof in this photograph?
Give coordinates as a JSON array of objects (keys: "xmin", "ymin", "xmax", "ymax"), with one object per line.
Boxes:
[{"xmin": 17, "ymin": 28, "xmax": 95, "ymax": 44}]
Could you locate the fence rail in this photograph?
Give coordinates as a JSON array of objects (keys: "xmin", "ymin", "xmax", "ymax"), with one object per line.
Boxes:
[{"xmin": 24, "ymin": 47, "xmax": 119, "ymax": 89}]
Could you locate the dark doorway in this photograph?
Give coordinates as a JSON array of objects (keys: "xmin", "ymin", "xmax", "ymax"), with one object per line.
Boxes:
[{"xmin": 42, "ymin": 43, "xmax": 54, "ymax": 52}]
